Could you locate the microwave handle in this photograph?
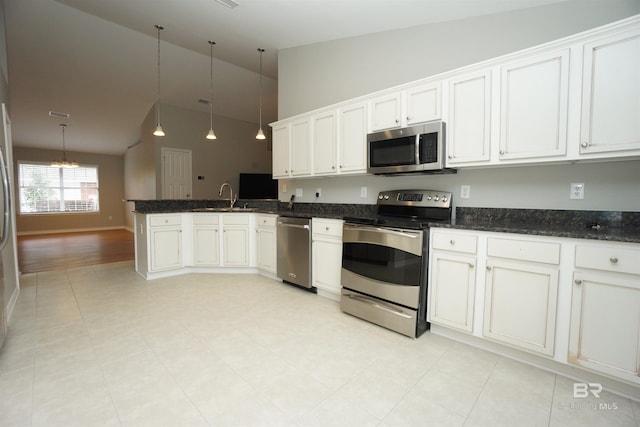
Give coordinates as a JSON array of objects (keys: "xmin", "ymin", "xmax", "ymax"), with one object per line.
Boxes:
[{"xmin": 414, "ymin": 134, "xmax": 421, "ymax": 166}]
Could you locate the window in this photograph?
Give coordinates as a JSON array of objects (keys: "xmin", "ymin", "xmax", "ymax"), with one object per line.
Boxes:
[{"xmin": 18, "ymin": 162, "xmax": 99, "ymax": 214}]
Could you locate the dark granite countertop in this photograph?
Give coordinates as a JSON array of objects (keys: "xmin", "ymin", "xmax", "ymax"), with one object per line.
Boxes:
[
  {"xmin": 130, "ymin": 200, "xmax": 640, "ymax": 244},
  {"xmin": 439, "ymin": 208, "xmax": 640, "ymax": 244}
]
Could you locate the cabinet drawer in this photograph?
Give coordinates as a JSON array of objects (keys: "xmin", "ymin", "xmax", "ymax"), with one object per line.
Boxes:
[
  {"xmin": 432, "ymin": 232, "xmax": 477, "ymax": 254},
  {"xmin": 149, "ymin": 214, "xmax": 182, "ymax": 227},
  {"xmin": 312, "ymin": 219, "xmax": 343, "ymax": 238},
  {"xmin": 487, "ymin": 237, "xmax": 560, "ymax": 265},
  {"xmin": 193, "ymin": 214, "xmax": 219, "ymax": 225},
  {"xmin": 256, "ymin": 215, "xmax": 277, "ymax": 227},
  {"xmin": 575, "ymin": 244, "xmax": 640, "ymax": 275},
  {"xmin": 222, "ymin": 214, "xmax": 250, "ymax": 225}
]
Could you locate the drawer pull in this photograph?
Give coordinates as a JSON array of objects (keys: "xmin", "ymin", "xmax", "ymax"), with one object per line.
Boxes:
[
  {"xmin": 326, "ymin": 227, "xmax": 330, "ymax": 231},
  {"xmin": 610, "ymin": 257, "xmax": 618, "ymax": 264},
  {"xmin": 449, "ymin": 239, "xmax": 455, "ymax": 245},
  {"xmin": 575, "ymin": 279, "xmax": 582, "ymax": 285},
  {"xmin": 469, "ymin": 263, "xmax": 474, "ymax": 268},
  {"xmin": 486, "ymin": 266, "xmax": 492, "ymax": 271}
]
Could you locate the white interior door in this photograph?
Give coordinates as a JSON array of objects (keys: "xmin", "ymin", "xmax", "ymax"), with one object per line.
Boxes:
[{"xmin": 161, "ymin": 147, "xmax": 192, "ymax": 199}]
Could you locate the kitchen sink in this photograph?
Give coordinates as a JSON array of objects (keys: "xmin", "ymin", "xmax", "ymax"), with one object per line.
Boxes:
[{"xmin": 191, "ymin": 207, "xmax": 256, "ymax": 212}]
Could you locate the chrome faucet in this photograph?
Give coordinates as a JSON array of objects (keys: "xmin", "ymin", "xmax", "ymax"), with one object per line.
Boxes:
[{"xmin": 218, "ymin": 182, "xmax": 237, "ymax": 208}]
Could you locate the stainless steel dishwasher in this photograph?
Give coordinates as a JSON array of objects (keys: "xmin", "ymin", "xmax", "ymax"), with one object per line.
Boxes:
[{"xmin": 277, "ymin": 216, "xmax": 314, "ymax": 291}]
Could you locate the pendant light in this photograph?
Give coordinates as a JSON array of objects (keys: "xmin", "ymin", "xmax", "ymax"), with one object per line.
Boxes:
[
  {"xmin": 153, "ymin": 24, "xmax": 165, "ymax": 137},
  {"xmin": 205, "ymin": 41, "xmax": 217, "ymax": 140},
  {"xmin": 256, "ymin": 48, "xmax": 266, "ymax": 140},
  {"xmin": 51, "ymin": 124, "xmax": 78, "ymax": 168}
]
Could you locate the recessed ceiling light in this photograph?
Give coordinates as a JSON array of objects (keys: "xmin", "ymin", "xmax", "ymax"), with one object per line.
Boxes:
[
  {"xmin": 215, "ymin": 0, "xmax": 239, "ymax": 9},
  {"xmin": 49, "ymin": 111, "xmax": 70, "ymax": 118}
]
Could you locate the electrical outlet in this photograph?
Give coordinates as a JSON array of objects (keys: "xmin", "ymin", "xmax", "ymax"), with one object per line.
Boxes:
[
  {"xmin": 460, "ymin": 185, "xmax": 471, "ymax": 199},
  {"xmin": 360, "ymin": 187, "xmax": 367, "ymax": 198},
  {"xmin": 570, "ymin": 183, "xmax": 585, "ymax": 200},
  {"xmin": 295, "ymin": 188, "xmax": 303, "ymax": 198},
  {"xmin": 315, "ymin": 188, "xmax": 321, "ymax": 198}
]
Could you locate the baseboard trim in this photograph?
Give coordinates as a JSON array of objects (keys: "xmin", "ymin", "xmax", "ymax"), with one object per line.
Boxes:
[{"xmin": 17, "ymin": 226, "xmax": 130, "ymax": 236}]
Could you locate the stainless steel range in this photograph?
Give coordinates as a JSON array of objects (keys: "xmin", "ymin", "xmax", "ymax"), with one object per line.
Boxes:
[{"xmin": 341, "ymin": 189, "xmax": 452, "ymax": 338}]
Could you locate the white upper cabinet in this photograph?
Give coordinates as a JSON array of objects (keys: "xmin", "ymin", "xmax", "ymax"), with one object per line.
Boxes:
[
  {"xmin": 312, "ymin": 111, "xmax": 338, "ymax": 175},
  {"xmin": 370, "ymin": 92, "xmax": 403, "ymax": 131},
  {"xmin": 580, "ymin": 28, "xmax": 640, "ymax": 155},
  {"xmin": 272, "ymin": 123, "xmax": 290, "ymax": 178},
  {"xmin": 405, "ymin": 82, "xmax": 441, "ymax": 125},
  {"xmin": 446, "ymin": 69, "xmax": 493, "ymax": 165},
  {"xmin": 290, "ymin": 118, "xmax": 312, "ymax": 176},
  {"xmin": 370, "ymin": 82, "xmax": 442, "ymax": 132},
  {"xmin": 338, "ymin": 101, "xmax": 368, "ymax": 174},
  {"xmin": 499, "ymin": 49, "xmax": 570, "ymax": 160}
]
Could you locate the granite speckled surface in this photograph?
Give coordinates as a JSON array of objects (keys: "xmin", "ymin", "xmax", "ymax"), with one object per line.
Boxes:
[
  {"xmin": 446, "ymin": 208, "xmax": 640, "ymax": 243},
  {"xmin": 131, "ymin": 200, "xmax": 640, "ymax": 243}
]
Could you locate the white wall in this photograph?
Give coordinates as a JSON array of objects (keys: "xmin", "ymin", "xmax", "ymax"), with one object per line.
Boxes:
[
  {"xmin": 279, "ymin": 0, "xmax": 640, "ymax": 117},
  {"xmin": 276, "ymin": 1, "xmax": 640, "ymax": 212}
]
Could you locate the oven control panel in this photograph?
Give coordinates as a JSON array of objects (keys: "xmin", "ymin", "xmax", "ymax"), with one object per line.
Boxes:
[{"xmin": 377, "ymin": 189, "xmax": 452, "ymax": 208}]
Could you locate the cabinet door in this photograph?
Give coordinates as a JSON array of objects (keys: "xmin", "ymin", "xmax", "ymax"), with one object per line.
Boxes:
[
  {"xmin": 483, "ymin": 260, "xmax": 558, "ymax": 356},
  {"xmin": 312, "ymin": 239, "xmax": 343, "ymax": 295},
  {"xmin": 272, "ymin": 124, "xmax": 290, "ymax": 178},
  {"xmin": 499, "ymin": 49, "xmax": 570, "ymax": 160},
  {"xmin": 447, "ymin": 69, "xmax": 492, "ymax": 165},
  {"xmin": 568, "ymin": 272, "xmax": 640, "ymax": 384},
  {"xmin": 580, "ymin": 29, "xmax": 640, "ymax": 154},
  {"xmin": 256, "ymin": 226, "xmax": 277, "ymax": 273},
  {"xmin": 312, "ymin": 111, "xmax": 338, "ymax": 175},
  {"xmin": 149, "ymin": 228, "xmax": 182, "ymax": 271},
  {"xmin": 406, "ymin": 82, "xmax": 441, "ymax": 125},
  {"xmin": 339, "ymin": 102, "xmax": 368, "ymax": 174},
  {"xmin": 290, "ymin": 118, "xmax": 311, "ymax": 176},
  {"xmin": 223, "ymin": 227, "xmax": 250, "ymax": 267},
  {"xmin": 370, "ymin": 92, "xmax": 402, "ymax": 131},
  {"xmin": 429, "ymin": 253, "xmax": 476, "ymax": 333},
  {"xmin": 193, "ymin": 226, "xmax": 219, "ymax": 266}
]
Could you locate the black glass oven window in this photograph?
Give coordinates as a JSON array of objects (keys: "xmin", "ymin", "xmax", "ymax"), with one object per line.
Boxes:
[
  {"xmin": 418, "ymin": 132, "xmax": 438, "ymax": 163},
  {"xmin": 369, "ymin": 136, "xmax": 416, "ymax": 167},
  {"xmin": 342, "ymin": 242, "xmax": 421, "ymax": 286}
]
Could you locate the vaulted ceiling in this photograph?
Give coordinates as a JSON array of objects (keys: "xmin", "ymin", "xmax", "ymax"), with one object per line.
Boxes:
[{"xmin": 4, "ymin": 0, "xmax": 567, "ymax": 155}]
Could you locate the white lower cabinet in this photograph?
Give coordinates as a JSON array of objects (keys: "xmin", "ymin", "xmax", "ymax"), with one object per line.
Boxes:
[
  {"xmin": 222, "ymin": 214, "xmax": 251, "ymax": 267},
  {"xmin": 429, "ymin": 227, "xmax": 640, "ymax": 389},
  {"xmin": 192, "ymin": 214, "xmax": 220, "ymax": 266},
  {"xmin": 256, "ymin": 214, "xmax": 277, "ymax": 274},
  {"xmin": 483, "ymin": 237, "xmax": 560, "ymax": 356},
  {"xmin": 568, "ymin": 242, "xmax": 640, "ymax": 385},
  {"xmin": 148, "ymin": 214, "xmax": 183, "ymax": 272},
  {"xmin": 428, "ymin": 231, "xmax": 478, "ymax": 333},
  {"xmin": 312, "ymin": 218, "xmax": 343, "ymax": 300}
]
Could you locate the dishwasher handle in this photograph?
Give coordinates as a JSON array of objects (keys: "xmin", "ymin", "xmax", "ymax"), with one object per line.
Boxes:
[{"xmin": 277, "ymin": 221, "xmax": 310, "ymax": 230}]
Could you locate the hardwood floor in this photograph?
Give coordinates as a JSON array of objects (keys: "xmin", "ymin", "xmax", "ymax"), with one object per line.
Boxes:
[{"xmin": 17, "ymin": 229, "xmax": 134, "ymax": 274}]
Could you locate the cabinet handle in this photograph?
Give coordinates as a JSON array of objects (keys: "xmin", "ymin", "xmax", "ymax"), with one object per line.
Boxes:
[
  {"xmin": 581, "ymin": 142, "xmax": 589, "ymax": 148},
  {"xmin": 332, "ymin": 166, "xmax": 335, "ymax": 169},
  {"xmin": 486, "ymin": 266, "xmax": 492, "ymax": 271},
  {"xmin": 325, "ymin": 227, "xmax": 330, "ymax": 231},
  {"xmin": 395, "ymin": 119, "xmax": 399, "ymax": 123},
  {"xmin": 448, "ymin": 155, "xmax": 453, "ymax": 159},
  {"xmin": 610, "ymin": 257, "xmax": 618, "ymax": 264},
  {"xmin": 406, "ymin": 116, "xmax": 411, "ymax": 121},
  {"xmin": 499, "ymin": 150, "xmax": 505, "ymax": 155},
  {"xmin": 339, "ymin": 165, "xmax": 343, "ymax": 168},
  {"xmin": 469, "ymin": 263, "xmax": 475, "ymax": 268},
  {"xmin": 449, "ymin": 239, "xmax": 455, "ymax": 245},
  {"xmin": 575, "ymin": 279, "xmax": 582, "ymax": 285}
]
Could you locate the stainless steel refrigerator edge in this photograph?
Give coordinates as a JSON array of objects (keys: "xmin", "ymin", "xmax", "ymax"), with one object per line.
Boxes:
[
  {"xmin": 0, "ymin": 103, "xmax": 18, "ymax": 351},
  {"xmin": 276, "ymin": 216, "xmax": 313, "ymax": 290}
]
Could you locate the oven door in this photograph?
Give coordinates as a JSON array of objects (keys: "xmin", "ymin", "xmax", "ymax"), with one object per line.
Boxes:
[{"xmin": 341, "ymin": 223, "xmax": 424, "ymax": 308}]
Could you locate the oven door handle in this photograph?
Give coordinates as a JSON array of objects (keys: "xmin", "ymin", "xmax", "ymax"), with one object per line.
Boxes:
[
  {"xmin": 345, "ymin": 293, "xmax": 413, "ymax": 319},
  {"xmin": 343, "ymin": 225, "xmax": 419, "ymax": 239}
]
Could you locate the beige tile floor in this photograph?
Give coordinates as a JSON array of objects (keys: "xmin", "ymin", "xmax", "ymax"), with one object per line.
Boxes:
[{"xmin": 1, "ymin": 261, "xmax": 639, "ymax": 426}]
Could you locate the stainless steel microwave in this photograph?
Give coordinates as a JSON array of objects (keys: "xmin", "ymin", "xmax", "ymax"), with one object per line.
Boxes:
[{"xmin": 367, "ymin": 120, "xmax": 455, "ymax": 175}]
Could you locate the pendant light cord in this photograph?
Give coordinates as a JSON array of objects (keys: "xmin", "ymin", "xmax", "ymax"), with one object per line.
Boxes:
[
  {"xmin": 258, "ymin": 48, "xmax": 264, "ymax": 129},
  {"xmin": 210, "ymin": 41, "xmax": 215, "ymax": 129},
  {"xmin": 155, "ymin": 25, "xmax": 163, "ymax": 125}
]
